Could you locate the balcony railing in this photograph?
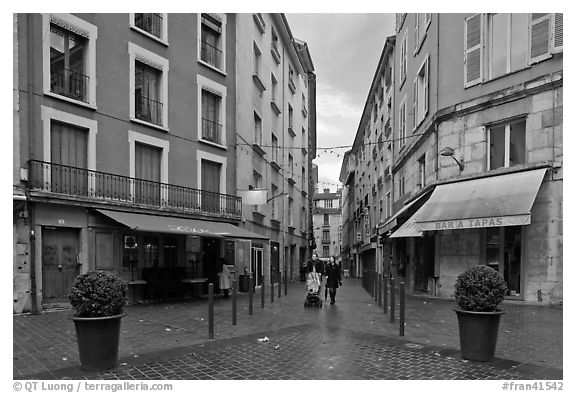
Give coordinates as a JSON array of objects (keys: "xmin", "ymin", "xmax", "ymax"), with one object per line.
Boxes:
[
  {"xmin": 201, "ymin": 118, "xmax": 222, "ymax": 144},
  {"xmin": 135, "ymin": 13, "xmax": 163, "ymax": 38},
  {"xmin": 50, "ymin": 68, "xmax": 88, "ymax": 102},
  {"xmin": 135, "ymin": 94, "xmax": 163, "ymax": 126},
  {"xmin": 28, "ymin": 160, "xmax": 242, "ymax": 219},
  {"xmin": 200, "ymin": 40, "xmax": 222, "ymax": 69}
]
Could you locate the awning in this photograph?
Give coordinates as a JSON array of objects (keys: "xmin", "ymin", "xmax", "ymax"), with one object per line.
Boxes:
[
  {"xmin": 379, "ymin": 190, "xmax": 431, "ymax": 234},
  {"xmin": 390, "ymin": 206, "xmax": 425, "ymax": 238},
  {"xmin": 96, "ymin": 209, "xmax": 269, "ymax": 240},
  {"xmin": 414, "ymin": 168, "xmax": 547, "ymax": 231}
]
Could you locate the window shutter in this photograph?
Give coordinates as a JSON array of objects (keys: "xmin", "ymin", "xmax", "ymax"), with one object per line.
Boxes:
[
  {"xmin": 529, "ymin": 13, "xmax": 551, "ymax": 63},
  {"xmin": 464, "ymin": 14, "xmax": 483, "ymax": 88},
  {"xmin": 414, "ymin": 14, "xmax": 419, "ymax": 51},
  {"xmin": 424, "ymin": 57, "xmax": 429, "ymax": 116},
  {"xmin": 553, "ymin": 13, "xmax": 563, "ymax": 52},
  {"xmin": 412, "ymin": 80, "xmax": 418, "ymax": 129}
]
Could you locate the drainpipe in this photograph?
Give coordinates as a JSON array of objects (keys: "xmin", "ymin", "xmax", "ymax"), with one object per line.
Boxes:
[{"xmin": 26, "ymin": 13, "xmax": 39, "ymax": 314}]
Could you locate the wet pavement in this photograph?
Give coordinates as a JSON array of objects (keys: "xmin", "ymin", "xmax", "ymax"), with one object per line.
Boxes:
[{"xmin": 13, "ymin": 277, "xmax": 563, "ymax": 380}]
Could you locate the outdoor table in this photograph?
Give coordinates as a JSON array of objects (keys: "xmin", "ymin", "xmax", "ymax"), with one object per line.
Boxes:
[
  {"xmin": 128, "ymin": 280, "xmax": 147, "ymax": 303},
  {"xmin": 181, "ymin": 278, "xmax": 208, "ymax": 300}
]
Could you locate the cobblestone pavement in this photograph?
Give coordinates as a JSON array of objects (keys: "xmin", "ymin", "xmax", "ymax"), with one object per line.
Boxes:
[{"xmin": 13, "ymin": 278, "xmax": 563, "ymax": 380}]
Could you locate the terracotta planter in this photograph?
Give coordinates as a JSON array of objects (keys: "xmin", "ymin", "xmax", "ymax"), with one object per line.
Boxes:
[
  {"xmin": 72, "ymin": 313, "xmax": 126, "ymax": 371},
  {"xmin": 454, "ymin": 309, "xmax": 505, "ymax": 362}
]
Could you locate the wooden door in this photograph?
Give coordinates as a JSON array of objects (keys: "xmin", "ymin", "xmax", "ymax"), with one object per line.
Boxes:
[
  {"xmin": 201, "ymin": 159, "xmax": 221, "ymax": 212},
  {"xmin": 42, "ymin": 227, "xmax": 80, "ymax": 303},
  {"xmin": 135, "ymin": 142, "xmax": 161, "ymax": 205}
]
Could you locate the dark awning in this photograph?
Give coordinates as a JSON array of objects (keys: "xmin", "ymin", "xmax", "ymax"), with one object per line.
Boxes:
[
  {"xmin": 96, "ymin": 209, "xmax": 268, "ymax": 240},
  {"xmin": 379, "ymin": 189, "xmax": 432, "ymax": 234},
  {"xmin": 414, "ymin": 168, "xmax": 547, "ymax": 231}
]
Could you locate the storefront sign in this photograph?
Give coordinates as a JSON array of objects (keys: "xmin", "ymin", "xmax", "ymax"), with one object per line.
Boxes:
[
  {"xmin": 416, "ymin": 214, "xmax": 531, "ymax": 231},
  {"xmin": 167, "ymin": 224, "xmax": 211, "ymax": 234}
]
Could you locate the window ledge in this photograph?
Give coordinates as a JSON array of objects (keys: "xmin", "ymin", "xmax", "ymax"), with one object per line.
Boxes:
[
  {"xmin": 253, "ymin": 143, "xmax": 266, "ymax": 157},
  {"xmin": 199, "ymin": 138, "xmax": 227, "ymax": 150},
  {"xmin": 198, "ymin": 60, "xmax": 227, "ymax": 76},
  {"xmin": 253, "ymin": 211, "xmax": 265, "ymax": 220},
  {"xmin": 288, "ymin": 127, "xmax": 296, "ymax": 137},
  {"xmin": 130, "ymin": 26, "xmax": 169, "ymax": 47},
  {"xmin": 287, "ymin": 178, "xmax": 296, "ymax": 186},
  {"xmin": 270, "ymin": 100, "xmax": 282, "ymax": 115},
  {"xmin": 253, "ymin": 73, "xmax": 267, "ymax": 92},
  {"xmin": 44, "ymin": 91, "xmax": 96, "ymax": 110},
  {"xmin": 131, "ymin": 118, "xmax": 169, "ymax": 132},
  {"xmin": 271, "ymin": 161, "xmax": 281, "ymax": 171}
]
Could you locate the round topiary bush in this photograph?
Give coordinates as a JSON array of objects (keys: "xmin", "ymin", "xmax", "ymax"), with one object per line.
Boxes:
[
  {"xmin": 454, "ymin": 265, "xmax": 508, "ymax": 312},
  {"xmin": 69, "ymin": 271, "xmax": 128, "ymax": 318}
]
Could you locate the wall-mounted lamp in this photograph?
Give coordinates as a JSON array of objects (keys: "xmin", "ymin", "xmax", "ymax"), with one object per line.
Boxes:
[{"xmin": 439, "ymin": 146, "xmax": 464, "ymax": 171}]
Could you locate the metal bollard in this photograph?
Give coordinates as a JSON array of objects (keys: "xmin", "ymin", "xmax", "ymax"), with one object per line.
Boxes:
[
  {"xmin": 383, "ymin": 277, "xmax": 388, "ymax": 314},
  {"xmin": 390, "ymin": 277, "xmax": 395, "ymax": 324},
  {"xmin": 232, "ymin": 279, "xmax": 237, "ymax": 326},
  {"xmin": 399, "ymin": 281, "xmax": 405, "ymax": 336},
  {"xmin": 261, "ymin": 278, "xmax": 265, "ymax": 309},
  {"xmin": 208, "ymin": 283, "xmax": 214, "ymax": 339},
  {"xmin": 271, "ymin": 279, "xmax": 274, "ymax": 303},
  {"xmin": 378, "ymin": 273, "xmax": 382, "ymax": 307},
  {"xmin": 248, "ymin": 275, "xmax": 253, "ymax": 315},
  {"xmin": 278, "ymin": 272, "xmax": 282, "ymax": 298}
]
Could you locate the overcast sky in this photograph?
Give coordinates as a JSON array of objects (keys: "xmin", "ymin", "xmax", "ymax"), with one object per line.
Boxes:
[{"xmin": 286, "ymin": 13, "xmax": 396, "ymax": 191}]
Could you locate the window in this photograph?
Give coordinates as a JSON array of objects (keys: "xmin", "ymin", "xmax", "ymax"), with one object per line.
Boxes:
[
  {"xmin": 322, "ymin": 246, "xmax": 330, "ymax": 257},
  {"xmin": 254, "ymin": 112, "xmax": 262, "ymax": 145},
  {"xmin": 288, "ymin": 198, "xmax": 294, "ymax": 227},
  {"xmin": 487, "ymin": 118, "xmax": 526, "ymax": 170},
  {"xmin": 43, "ymin": 14, "xmax": 97, "ymax": 107},
  {"xmin": 485, "ymin": 226, "xmax": 523, "ymax": 296},
  {"xmin": 302, "ymin": 167, "xmax": 306, "ymax": 190},
  {"xmin": 530, "ymin": 13, "xmax": 563, "ymax": 63},
  {"xmin": 197, "ymin": 75, "xmax": 227, "ymax": 147},
  {"xmin": 271, "ymin": 134, "xmax": 279, "ymax": 163},
  {"xmin": 253, "ymin": 171, "xmax": 262, "ymax": 213},
  {"xmin": 413, "ymin": 55, "xmax": 429, "ymax": 129},
  {"xmin": 129, "ymin": 43, "xmax": 169, "ymax": 129},
  {"xmin": 132, "ymin": 13, "xmax": 166, "ymax": 42},
  {"xmin": 271, "ymin": 184, "xmax": 278, "ymax": 220},
  {"xmin": 135, "ymin": 61, "xmax": 162, "ymax": 126},
  {"xmin": 196, "ymin": 150, "xmax": 227, "ymax": 199},
  {"xmin": 200, "ymin": 13, "xmax": 224, "ymax": 71},
  {"xmin": 271, "ymin": 26, "xmax": 281, "ymax": 64},
  {"xmin": 252, "ymin": 43, "xmax": 265, "ymax": 92},
  {"xmin": 288, "ymin": 154, "xmax": 294, "ymax": 179},
  {"xmin": 399, "ymin": 31, "xmax": 407, "ymax": 85},
  {"xmin": 488, "ymin": 14, "xmax": 529, "ymax": 79},
  {"xmin": 322, "ymin": 230, "xmax": 330, "ymax": 242},
  {"xmin": 399, "ymin": 98, "xmax": 406, "ymax": 148},
  {"xmin": 398, "ymin": 166, "xmax": 405, "ymax": 197},
  {"xmin": 414, "ymin": 13, "xmax": 432, "ymax": 53},
  {"xmin": 288, "ymin": 64, "xmax": 296, "ymax": 93},
  {"xmin": 464, "ymin": 13, "xmax": 484, "ymax": 87},
  {"xmin": 201, "ymin": 89, "xmax": 223, "ymax": 144},
  {"xmin": 128, "ymin": 131, "xmax": 169, "ymax": 205},
  {"xmin": 288, "ymin": 104, "xmax": 294, "ymax": 133},
  {"xmin": 417, "ymin": 154, "xmax": 426, "ymax": 189},
  {"xmin": 386, "ymin": 192, "xmax": 392, "ymax": 218},
  {"xmin": 324, "ymin": 214, "xmax": 329, "ymax": 226},
  {"xmin": 325, "ymin": 199, "xmax": 333, "ymax": 208},
  {"xmin": 302, "ymin": 128, "xmax": 306, "ymax": 149}
]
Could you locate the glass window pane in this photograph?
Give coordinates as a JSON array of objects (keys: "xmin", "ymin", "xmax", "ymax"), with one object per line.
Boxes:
[
  {"xmin": 511, "ymin": 14, "xmax": 529, "ymax": 72},
  {"xmin": 485, "ymin": 227, "xmax": 501, "ymax": 272},
  {"xmin": 491, "ymin": 13, "xmax": 508, "ymax": 78},
  {"xmin": 504, "ymin": 226, "xmax": 522, "ymax": 296},
  {"xmin": 509, "ymin": 120, "xmax": 526, "ymax": 167},
  {"xmin": 489, "ymin": 125, "xmax": 506, "ymax": 170}
]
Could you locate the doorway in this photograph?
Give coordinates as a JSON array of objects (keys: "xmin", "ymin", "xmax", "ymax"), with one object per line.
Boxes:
[
  {"xmin": 251, "ymin": 245, "xmax": 264, "ymax": 287},
  {"xmin": 202, "ymin": 237, "xmax": 220, "ymax": 291},
  {"xmin": 485, "ymin": 226, "xmax": 523, "ymax": 297},
  {"xmin": 270, "ymin": 241, "xmax": 280, "ymax": 284},
  {"xmin": 413, "ymin": 235, "xmax": 435, "ymax": 293},
  {"xmin": 42, "ymin": 227, "xmax": 81, "ymax": 304}
]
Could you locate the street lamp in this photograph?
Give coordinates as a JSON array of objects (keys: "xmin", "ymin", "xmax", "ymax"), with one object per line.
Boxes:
[{"xmin": 439, "ymin": 146, "xmax": 464, "ymax": 171}]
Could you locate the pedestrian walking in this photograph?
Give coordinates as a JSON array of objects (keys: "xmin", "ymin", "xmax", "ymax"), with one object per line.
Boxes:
[
  {"xmin": 325, "ymin": 257, "xmax": 342, "ymax": 305},
  {"xmin": 218, "ymin": 259, "xmax": 231, "ymax": 299}
]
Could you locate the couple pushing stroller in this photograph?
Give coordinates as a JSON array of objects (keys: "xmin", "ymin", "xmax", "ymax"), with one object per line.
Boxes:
[{"xmin": 304, "ymin": 254, "xmax": 342, "ymax": 307}]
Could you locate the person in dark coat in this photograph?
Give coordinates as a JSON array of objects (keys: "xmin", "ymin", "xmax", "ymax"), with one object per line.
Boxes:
[{"xmin": 325, "ymin": 257, "xmax": 342, "ymax": 304}]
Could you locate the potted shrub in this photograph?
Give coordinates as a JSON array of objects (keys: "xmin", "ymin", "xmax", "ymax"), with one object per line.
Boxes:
[
  {"xmin": 69, "ymin": 270, "xmax": 128, "ymax": 371},
  {"xmin": 453, "ymin": 265, "xmax": 508, "ymax": 362}
]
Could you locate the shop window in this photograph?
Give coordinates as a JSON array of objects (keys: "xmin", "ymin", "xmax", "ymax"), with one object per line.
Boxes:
[
  {"xmin": 163, "ymin": 237, "xmax": 178, "ymax": 268},
  {"xmin": 142, "ymin": 236, "xmax": 159, "ymax": 268},
  {"xmin": 485, "ymin": 226, "xmax": 522, "ymax": 297}
]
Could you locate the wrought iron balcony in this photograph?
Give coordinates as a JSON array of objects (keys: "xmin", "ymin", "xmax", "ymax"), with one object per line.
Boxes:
[
  {"xmin": 201, "ymin": 118, "xmax": 222, "ymax": 144},
  {"xmin": 50, "ymin": 68, "xmax": 88, "ymax": 102},
  {"xmin": 200, "ymin": 40, "xmax": 222, "ymax": 69},
  {"xmin": 27, "ymin": 160, "xmax": 242, "ymax": 219},
  {"xmin": 135, "ymin": 94, "xmax": 163, "ymax": 126}
]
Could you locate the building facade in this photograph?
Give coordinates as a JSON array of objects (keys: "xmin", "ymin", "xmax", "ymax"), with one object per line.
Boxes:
[
  {"xmin": 13, "ymin": 13, "xmax": 315, "ymax": 313},
  {"xmin": 312, "ymin": 188, "xmax": 342, "ymax": 264},
  {"xmin": 342, "ymin": 13, "xmax": 562, "ymax": 304}
]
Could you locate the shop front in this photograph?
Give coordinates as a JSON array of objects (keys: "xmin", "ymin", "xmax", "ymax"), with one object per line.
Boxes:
[{"xmin": 393, "ymin": 167, "xmax": 560, "ymax": 303}]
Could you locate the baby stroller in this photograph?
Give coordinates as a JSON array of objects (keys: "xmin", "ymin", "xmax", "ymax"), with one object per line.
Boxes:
[{"xmin": 304, "ymin": 267, "xmax": 323, "ymax": 308}]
